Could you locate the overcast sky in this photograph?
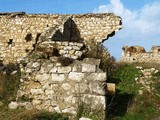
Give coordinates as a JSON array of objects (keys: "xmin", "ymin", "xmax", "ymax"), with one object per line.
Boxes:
[{"xmin": 0, "ymin": 0, "xmax": 159, "ymax": 60}]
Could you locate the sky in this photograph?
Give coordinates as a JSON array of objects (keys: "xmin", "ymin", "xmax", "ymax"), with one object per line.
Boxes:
[{"xmin": 0, "ymin": 0, "xmax": 159, "ymax": 60}]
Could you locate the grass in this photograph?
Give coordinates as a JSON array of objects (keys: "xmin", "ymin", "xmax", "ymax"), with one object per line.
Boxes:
[
  {"xmin": 0, "ymin": 64, "xmax": 21, "ymax": 104},
  {"xmin": 76, "ymin": 100, "xmax": 104, "ymax": 120},
  {"xmin": 106, "ymin": 63, "xmax": 160, "ymax": 120},
  {"xmin": 0, "ymin": 106, "xmax": 69, "ymax": 120}
]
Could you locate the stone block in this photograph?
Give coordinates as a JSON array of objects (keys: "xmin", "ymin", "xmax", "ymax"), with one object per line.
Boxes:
[
  {"xmin": 64, "ymin": 95, "xmax": 76, "ymax": 104},
  {"xmin": 62, "ymin": 107, "xmax": 76, "ymax": 115},
  {"xmin": 83, "ymin": 94, "xmax": 105, "ymax": 109},
  {"xmin": 89, "ymin": 82, "xmax": 105, "ymax": 95},
  {"xmin": 79, "ymin": 117, "xmax": 92, "ymax": 120},
  {"xmin": 75, "ymin": 51, "xmax": 82, "ymax": 57},
  {"xmin": 35, "ymin": 73, "xmax": 50, "ymax": 82},
  {"xmin": 30, "ymin": 89, "xmax": 44, "ymax": 95},
  {"xmin": 58, "ymin": 66, "xmax": 72, "ymax": 73},
  {"xmin": 8, "ymin": 101, "xmax": 19, "ymax": 109},
  {"xmin": 97, "ymin": 73, "xmax": 107, "ymax": 81},
  {"xmin": 32, "ymin": 62, "xmax": 41, "ymax": 68},
  {"xmin": 82, "ymin": 63, "xmax": 96, "ymax": 73},
  {"xmin": 72, "ymin": 64, "xmax": 82, "ymax": 72},
  {"xmin": 106, "ymin": 83, "xmax": 116, "ymax": 94},
  {"xmin": 62, "ymin": 83, "xmax": 71, "ymax": 90},
  {"xmin": 32, "ymin": 100, "xmax": 41, "ymax": 105},
  {"xmin": 69, "ymin": 72, "xmax": 84, "ymax": 82},
  {"xmin": 51, "ymin": 74, "xmax": 65, "ymax": 82}
]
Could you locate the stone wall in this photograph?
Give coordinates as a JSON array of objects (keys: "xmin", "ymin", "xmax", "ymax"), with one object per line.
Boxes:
[
  {"xmin": 16, "ymin": 58, "xmax": 106, "ymax": 116},
  {"xmin": 0, "ymin": 12, "xmax": 122, "ymax": 64},
  {"xmin": 121, "ymin": 46, "xmax": 160, "ymax": 63}
]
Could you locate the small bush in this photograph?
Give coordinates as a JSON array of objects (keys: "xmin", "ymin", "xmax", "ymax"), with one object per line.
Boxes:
[
  {"xmin": 109, "ymin": 63, "xmax": 141, "ymax": 95},
  {"xmin": 0, "ymin": 64, "xmax": 21, "ymax": 103}
]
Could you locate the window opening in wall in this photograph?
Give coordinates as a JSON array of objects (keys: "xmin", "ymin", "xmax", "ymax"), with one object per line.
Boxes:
[{"xmin": 25, "ymin": 33, "xmax": 32, "ymax": 42}]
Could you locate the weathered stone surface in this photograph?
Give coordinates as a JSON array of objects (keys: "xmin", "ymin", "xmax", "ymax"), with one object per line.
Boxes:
[
  {"xmin": 62, "ymin": 83, "xmax": 71, "ymax": 90},
  {"xmin": 79, "ymin": 117, "xmax": 92, "ymax": 120},
  {"xmin": 97, "ymin": 73, "xmax": 107, "ymax": 81},
  {"xmin": 51, "ymin": 74, "xmax": 65, "ymax": 82},
  {"xmin": 69, "ymin": 72, "xmax": 84, "ymax": 82},
  {"xmin": 58, "ymin": 66, "xmax": 72, "ymax": 73},
  {"xmin": 82, "ymin": 64, "xmax": 96, "ymax": 72},
  {"xmin": 107, "ymin": 83, "xmax": 116, "ymax": 94},
  {"xmin": 17, "ymin": 58, "xmax": 107, "ymax": 116},
  {"xmin": 32, "ymin": 100, "xmax": 41, "ymax": 105},
  {"xmin": 30, "ymin": 88, "xmax": 44, "ymax": 95},
  {"xmin": 121, "ymin": 45, "xmax": 160, "ymax": 63},
  {"xmin": 83, "ymin": 94, "xmax": 106, "ymax": 109},
  {"xmin": 0, "ymin": 13, "xmax": 121, "ymax": 64},
  {"xmin": 8, "ymin": 101, "xmax": 19, "ymax": 109},
  {"xmin": 35, "ymin": 73, "xmax": 50, "ymax": 82}
]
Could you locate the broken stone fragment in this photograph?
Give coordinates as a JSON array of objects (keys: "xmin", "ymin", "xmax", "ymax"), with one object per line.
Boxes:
[{"xmin": 8, "ymin": 101, "xmax": 19, "ymax": 109}]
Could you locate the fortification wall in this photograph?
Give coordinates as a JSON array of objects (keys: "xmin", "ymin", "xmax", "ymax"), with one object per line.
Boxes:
[
  {"xmin": 0, "ymin": 12, "xmax": 122, "ymax": 64},
  {"xmin": 121, "ymin": 46, "xmax": 160, "ymax": 63},
  {"xmin": 15, "ymin": 58, "xmax": 106, "ymax": 116}
]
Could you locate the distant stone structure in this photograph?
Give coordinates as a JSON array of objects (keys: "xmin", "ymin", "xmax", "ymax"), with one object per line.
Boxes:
[
  {"xmin": 121, "ymin": 46, "xmax": 160, "ymax": 63},
  {"xmin": 0, "ymin": 12, "xmax": 122, "ymax": 64}
]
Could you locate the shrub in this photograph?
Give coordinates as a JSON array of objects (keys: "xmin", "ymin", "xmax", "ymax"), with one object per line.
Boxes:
[
  {"xmin": 0, "ymin": 64, "xmax": 21, "ymax": 103},
  {"xmin": 109, "ymin": 63, "xmax": 141, "ymax": 95}
]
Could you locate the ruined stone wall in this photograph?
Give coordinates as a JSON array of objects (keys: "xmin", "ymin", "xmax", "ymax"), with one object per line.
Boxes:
[
  {"xmin": 0, "ymin": 13, "xmax": 122, "ymax": 64},
  {"xmin": 121, "ymin": 46, "xmax": 160, "ymax": 63},
  {"xmin": 15, "ymin": 58, "xmax": 106, "ymax": 116}
]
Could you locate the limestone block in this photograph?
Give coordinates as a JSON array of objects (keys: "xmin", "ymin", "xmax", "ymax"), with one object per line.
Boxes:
[
  {"xmin": 62, "ymin": 83, "xmax": 71, "ymax": 90},
  {"xmin": 64, "ymin": 46, "xmax": 72, "ymax": 50},
  {"xmin": 97, "ymin": 73, "xmax": 107, "ymax": 81},
  {"xmin": 35, "ymin": 73, "xmax": 50, "ymax": 82},
  {"xmin": 49, "ymin": 67, "xmax": 58, "ymax": 73},
  {"xmin": 75, "ymin": 51, "xmax": 82, "ymax": 57},
  {"xmin": 73, "ymin": 46, "xmax": 80, "ymax": 50},
  {"xmin": 106, "ymin": 83, "xmax": 116, "ymax": 94},
  {"xmin": 32, "ymin": 100, "xmax": 41, "ymax": 105},
  {"xmin": 82, "ymin": 63, "xmax": 96, "ymax": 73},
  {"xmin": 62, "ymin": 107, "xmax": 76, "ymax": 115},
  {"xmin": 32, "ymin": 62, "xmax": 41, "ymax": 68},
  {"xmin": 69, "ymin": 50, "xmax": 75, "ymax": 55},
  {"xmin": 73, "ymin": 64, "xmax": 82, "ymax": 72},
  {"xmin": 59, "ymin": 50, "xmax": 67, "ymax": 55},
  {"xmin": 79, "ymin": 117, "xmax": 92, "ymax": 120},
  {"xmin": 76, "ymin": 43, "xmax": 83, "ymax": 47},
  {"xmin": 71, "ymin": 56, "xmax": 78, "ymax": 59},
  {"xmin": 53, "ymin": 106, "xmax": 61, "ymax": 113},
  {"xmin": 64, "ymin": 96, "xmax": 76, "ymax": 104},
  {"xmin": 83, "ymin": 94, "xmax": 105, "ymax": 109},
  {"xmin": 45, "ymin": 90, "xmax": 54, "ymax": 95},
  {"xmin": 69, "ymin": 72, "xmax": 84, "ymax": 82},
  {"xmin": 62, "ymin": 42, "xmax": 68, "ymax": 46},
  {"xmin": 75, "ymin": 83, "xmax": 88, "ymax": 93},
  {"xmin": 30, "ymin": 89, "xmax": 44, "ymax": 95},
  {"xmin": 8, "ymin": 101, "xmax": 19, "ymax": 109},
  {"xmin": 51, "ymin": 74, "xmax": 65, "ymax": 82},
  {"xmin": 89, "ymin": 82, "xmax": 105, "ymax": 95},
  {"xmin": 58, "ymin": 66, "xmax": 72, "ymax": 73}
]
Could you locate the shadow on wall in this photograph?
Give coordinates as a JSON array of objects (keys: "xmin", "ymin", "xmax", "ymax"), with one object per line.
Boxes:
[{"xmin": 52, "ymin": 17, "xmax": 83, "ymax": 42}]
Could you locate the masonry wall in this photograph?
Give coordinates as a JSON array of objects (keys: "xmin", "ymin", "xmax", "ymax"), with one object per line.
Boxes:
[
  {"xmin": 16, "ymin": 58, "xmax": 106, "ymax": 116},
  {"xmin": 0, "ymin": 13, "xmax": 122, "ymax": 64},
  {"xmin": 121, "ymin": 46, "xmax": 160, "ymax": 63}
]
